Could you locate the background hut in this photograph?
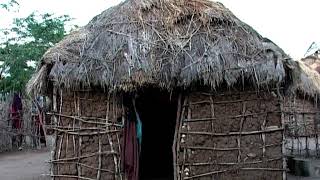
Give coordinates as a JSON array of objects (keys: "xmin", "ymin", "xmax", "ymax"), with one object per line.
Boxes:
[
  {"xmin": 27, "ymin": 0, "xmax": 320, "ymax": 179},
  {"xmin": 0, "ymin": 92, "xmax": 41, "ymax": 152},
  {"xmin": 282, "ymin": 59, "xmax": 320, "ymax": 177},
  {"xmin": 284, "ymin": 58, "xmax": 320, "ymax": 158},
  {"xmin": 302, "ymin": 50, "xmax": 320, "ymax": 73}
]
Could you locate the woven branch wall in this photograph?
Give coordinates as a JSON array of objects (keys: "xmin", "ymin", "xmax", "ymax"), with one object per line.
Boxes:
[
  {"xmin": 51, "ymin": 90, "xmax": 124, "ymax": 180},
  {"xmin": 175, "ymin": 90, "xmax": 285, "ymax": 180},
  {"xmin": 50, "ymin": 87, "xmax": 286, "ymax": 180},
  {"xmin": 283, "ymin": 95, "xmax": 320, "ymax": 157},
  {"xmin": 0, "ymin": 98, "xmax": 13, "ymax": 151},
  {"xmin": 0, "ymin": 94, "xmax": 37, "ymax": 152}
]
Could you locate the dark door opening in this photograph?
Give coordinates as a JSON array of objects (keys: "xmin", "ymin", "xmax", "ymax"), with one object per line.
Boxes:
[{"xmin": 136, "ymin": 88, "xmax": 178, "ymax": 180}]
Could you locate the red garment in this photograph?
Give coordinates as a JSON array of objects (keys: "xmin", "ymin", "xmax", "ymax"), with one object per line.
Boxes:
[
  {"xmin": 11, "ymin": 106, "xmax": 22, "ymax": 129},
  {"xmin": 122, "ymin": 120, "xmax": 140, "ymax": 180},
  {"xmin": 11, "ymin": 93, "xmax": 23, "ymax": 130}
]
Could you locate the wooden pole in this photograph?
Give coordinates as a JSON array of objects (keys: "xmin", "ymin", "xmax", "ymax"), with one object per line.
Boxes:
[
  {"xmin": 51, "ymin": 85, "xmax": 58, "ymax": 180},
  {"xmin": 173, "ymin": 93, "xmax": 182, "ymax": 180},
  {"xmin": 277, "ymin": 86, "xmax": 287, "ymax": 180},
  {"xmin": 176, "ymin": 96, "xmax": 188, "ymax": 180}
]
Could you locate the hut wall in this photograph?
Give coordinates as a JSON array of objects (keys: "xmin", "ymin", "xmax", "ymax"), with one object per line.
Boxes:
[
  {"xmin": 177, "ymin": 89, "xmax": 284, "ymax": 180},
  {"xmin": 283, "ymin": 96, "xmax": 320, "ymax": 157},
  {"xmin": 51, "ymin": 90, "xmax": 123, "ymax": 180},
  {"xmin": 0, "ymin": 94, "xmax": 36, "ymax": 152},
  {"xmin": 0, "ymin": 98, "xmax": 12, "ymax": 152}
]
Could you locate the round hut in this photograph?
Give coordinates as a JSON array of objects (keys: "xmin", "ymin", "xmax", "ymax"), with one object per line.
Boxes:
[
  {"xmin": 27, "ymin": 0, "xmax": 320, "ymax": 179},
  {"xmin": 284, "ymin": 56, "xmax": 320, "ymax": 158},
  {"xmin": 302, "ymin": 51, "xmax": 320, "ymax": 73}
]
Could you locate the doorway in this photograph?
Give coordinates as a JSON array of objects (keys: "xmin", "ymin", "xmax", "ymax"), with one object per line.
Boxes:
[{"xmin": 136, "ymin": 88, "xmax": 178, "ymax": 180}]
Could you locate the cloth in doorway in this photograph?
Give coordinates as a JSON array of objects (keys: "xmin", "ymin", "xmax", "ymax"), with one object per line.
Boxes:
[
  {"xmin": 133, "ymin": 99, "xmax": 142, "ymax": 146},
  {"xmin": 122, "ymin": 118, "xmax": 139, "ymax": 180},
  {"xmin": 122, "ymin": 98, "xmax": 142, "ymax": 180}
]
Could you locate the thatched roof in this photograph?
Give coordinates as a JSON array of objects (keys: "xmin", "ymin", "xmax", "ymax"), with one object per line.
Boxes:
[
  {"xmin": 301, "ymin": 54, "xmax": 320, "ymax": 73},
  {"xmin": 27, "ymin": 0, "xmax": 319, "ymax": 95},
  {"xmin": 286, "ymin": 59, "xmax": 320, "ymax": 97}
]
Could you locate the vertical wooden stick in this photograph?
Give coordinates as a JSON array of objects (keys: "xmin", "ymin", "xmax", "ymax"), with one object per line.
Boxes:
[
  {"xmin": 106, "ymin": 95, "xmax": 119, "ymax": 179},
  {"xmin": 209, "ymin": 95, "xmax": 215, "ymax": 179},
  {"xmin": 97, "ymin": 133, "xmax": 102, "ymax": 180},
  {"xmin": 289, "ymin": 96, "xmax": 294, "ymax": 155},
  {"xmin": 58, "ymin": 89, "xmax": 64, "ymax": 175},
  {"xmin": 315, "ymin": 111, "xmax": 320, "ymax": 157},
  {"xmin": 173, "ymin": 94, "xmax": 182, "ymax": 180},
  {"xmin": 314, "ymin": 96, "xmax": 320, "ymax": 157},
  {"xmin": 301, "ymin": 95, "xmax": 310, "ymax": 157},
  {"xmin": 181, "ymin": 101, "xmax": 191, "ymax": 179},
  {"xmin": 73, "ymin": 92, "xmax": 76, "ymax": 154},
  {"xmin": 176, "ymin": 96, "xmax": 188, "ymax": 180},
  {"xmin": 77, "ymin": 94, "xmax": 82, "ymax": 178},
  {"xmin": 238, "ymin": 101, "xmax": 246, "ymax": 163},
  {"xmin": 51, "ymin": 86, "xmax": 58, "ymax": 180},
  {"xmin": 121, "ymin": 103, "xmax": 127, "ymax": 180},
  {"xmin": 209, "ymin": 96, "xmax": 215, "ymax": 133},
  {"xmin": 293, "ymin": 96, "xmax": 301, "ymax": 155},
  {"xmin": 57, "ymin": 134, "xmax": 63, "ymax": 157},
  {"xmin": 277, "ymin": 87, "xmax": 286, "ymax": 180},
  {"xmin": 115, "ymin": 95, "xmax": 123, "ymax": 180},
  {"xmin": 303, "ymin": 113, "xmax": 309, "ymax": 156},
  {"xmin": 262, "ymin": 112, "xmax": 267, "ymax": 158},
  {"xmin": 65, "ymin": 126, "xmax": 69, "ymax": 157},
  {"xmin": 58, "ymin": 90, "xmax": 63, "ymax": 127}
]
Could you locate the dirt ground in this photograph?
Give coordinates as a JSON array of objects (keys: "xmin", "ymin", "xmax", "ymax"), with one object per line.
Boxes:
[
  {"xmin": 0, "ymin": 148, "xmax": 50, "ymax": 180},
  {"xmin": 287, "ymin": 174, "xmax": 319, "ymax": 180},
  {"xmin": 0, "ymin": 148, "xmax": 317, "ymax": 180}
]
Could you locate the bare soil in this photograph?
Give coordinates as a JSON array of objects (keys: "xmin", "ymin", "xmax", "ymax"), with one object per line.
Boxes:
[
  {"xmin": 0, "ymin": 147, "xmax": 317, "ymax": 180},
  {"xmin": 287, "ymin": 174, "xmax": 319, "ymax": 180},
  {"xmin": 0, "ymin": 149, "xmax": 50, "ymax": 180}
]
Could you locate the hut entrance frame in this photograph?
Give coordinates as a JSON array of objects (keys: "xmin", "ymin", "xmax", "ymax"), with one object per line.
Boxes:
[{"xmin": 134, "ymin": 88, "xmax": 179, "ymax": 180}]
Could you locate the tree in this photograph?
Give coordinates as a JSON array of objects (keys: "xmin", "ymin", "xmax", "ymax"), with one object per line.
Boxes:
[
  {"xmin": 0, "ymin": 13, "xmax": 74, "ymax": 92},
  {"xmin": 0, "ymin": 0, "xmax": 18, "ymax": 11}
]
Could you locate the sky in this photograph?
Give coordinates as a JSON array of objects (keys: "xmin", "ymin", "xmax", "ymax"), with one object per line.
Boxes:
[{"xmin": 0, "ymin": 0, "xmax": 319, "ymax": 59}]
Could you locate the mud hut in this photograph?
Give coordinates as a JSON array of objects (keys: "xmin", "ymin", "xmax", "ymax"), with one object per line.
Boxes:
[
  {"xmin": 27, "ymin": 0, "xmax": 320, "ymax": 179},
  {"xmin": 284, "ymin": 58, "xmax": 320, "ymax": 157},
  {"xmin": 302, "ymin": 51, "xmax": 320, "ymax": 73}
]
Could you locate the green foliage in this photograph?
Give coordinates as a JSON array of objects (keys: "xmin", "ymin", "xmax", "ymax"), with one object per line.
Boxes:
[
  {"xmin": 0, "ymin": 0, "xmax": 18, "ymax": 11},
  {"xmin": 0, "ymin": 12, "xmax": 73, "ymax": 92}
]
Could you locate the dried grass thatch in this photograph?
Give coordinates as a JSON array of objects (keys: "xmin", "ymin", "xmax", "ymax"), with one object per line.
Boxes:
[
  {"xmin": 286, "ymin": 60, "xmax": 320, "ymax": 97},
  {"xmin": 301, "ymin": 54, "xmax": 320, "ymax": 73},
  {"xmin": 27, "ymin": 0, "xmax": 317, "ymax": 95}
]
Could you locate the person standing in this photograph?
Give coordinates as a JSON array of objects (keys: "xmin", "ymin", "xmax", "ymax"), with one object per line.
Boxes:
[{"xmin": 10, "ymin": 93, "xmax": 23, "ymax": 150}]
